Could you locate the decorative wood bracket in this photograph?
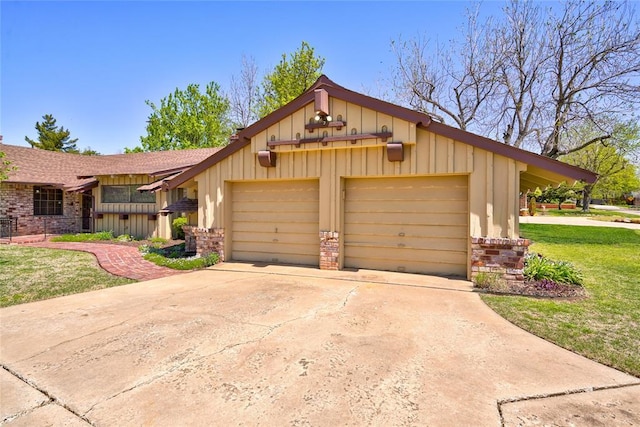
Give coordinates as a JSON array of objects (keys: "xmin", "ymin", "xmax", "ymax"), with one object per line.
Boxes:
[
  {"xmin": 386, "ymin": 142, "xmax": 404, "ymax": 162},
  {"xmin": 267, "ymin": 132, "xmax": 393, "ymax": 148},
  {"xmin": 258, "ymin": 150, "xmax": 277, "ymax": 167},
  {"xmin": 305, "ymin": 121, "xmax": 347, "ymax": 132}
]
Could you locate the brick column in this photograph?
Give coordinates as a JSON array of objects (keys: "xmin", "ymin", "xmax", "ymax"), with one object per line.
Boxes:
[
  {"xmin": 186, "ymin": 227, "xmax": 225, "ymax": 261},
  {"xmin": 319, "ymin": 231, "xmax": 339, "ymax": 270},
  {"xmin": 470, "ymin": 237, "xmax": 530, "ymax": 286}
]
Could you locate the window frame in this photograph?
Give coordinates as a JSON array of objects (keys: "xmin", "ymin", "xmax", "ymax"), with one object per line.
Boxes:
[
  {"xmin": 101, "ymin": 185, "xmax": 156, "ymax": 204},
  {"xmin": 33, "ymin": 186, "xmax": 64, "ymax": 216}
]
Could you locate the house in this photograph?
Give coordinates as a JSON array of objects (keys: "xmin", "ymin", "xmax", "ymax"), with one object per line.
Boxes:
[
  {"xmin": 168, "ymin": 76, "xmax": 597, "ymax": 282},
  {"xmin": 0, "ymin": 144, "xmax": 219, "ymax": 239}
]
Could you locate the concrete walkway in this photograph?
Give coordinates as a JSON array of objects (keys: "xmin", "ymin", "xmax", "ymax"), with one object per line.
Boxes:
[
  {"xmin": 22, "ymin": 241, "xmax": 181, "ymax": 281},
  {"xmin": 520, "ymin": 215, "xmax": 640, "ymax": 229}
]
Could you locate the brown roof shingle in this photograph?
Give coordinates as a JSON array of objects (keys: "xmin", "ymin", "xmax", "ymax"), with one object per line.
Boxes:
[{"xmin": 0, "ymin": 144, "xmax": 221, "ymax": 190}]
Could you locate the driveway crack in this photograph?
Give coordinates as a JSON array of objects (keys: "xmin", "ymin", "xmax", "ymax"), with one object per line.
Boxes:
[
  {"xmin": 2, "ymin": 365, "xmax": 95, "ymax": 426},
  {"xmin": 342, "ymin": 285, "xmax": 360, "ymax": 308},
  {"xmin": 83, "ymin": 310, "xmax": 320, "ymax": 417},
  {"xmin": 496, "ymin": 381, "xmax": 640, "ymax": 427}
]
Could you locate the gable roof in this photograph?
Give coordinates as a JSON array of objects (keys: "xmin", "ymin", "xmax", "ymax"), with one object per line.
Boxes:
[
  {"xmin": 167, "ymin": 75, "xmax": 597, "ymax": 190},
  {"xmin": 1, "ymin": 143, "xmax": 221, "ymax": 191}
]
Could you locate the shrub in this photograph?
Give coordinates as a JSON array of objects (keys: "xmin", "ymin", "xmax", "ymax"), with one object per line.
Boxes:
[
  {"xmin": 524, "ymin": 253, "xmax": 583, "ymax": 285},
  {"xmin": 172, "ymin": 217, "xmax": 188, "ymax": 240}
]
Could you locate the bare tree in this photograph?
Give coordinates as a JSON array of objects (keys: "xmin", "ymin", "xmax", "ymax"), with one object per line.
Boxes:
[
  {"xmin": 229, "ymin": 55, "xmax": 260, "ymax": 128},
  {"xmin": 392, "ymin": 6, "xmax": 499, "ymax": 131},
  {"xmin": 541, "ymin": 1, "xmax": 640, "ymax": 158},
  {"xmin": 392, "ymin": 0, "xmax": 640, "ymax": 158}
]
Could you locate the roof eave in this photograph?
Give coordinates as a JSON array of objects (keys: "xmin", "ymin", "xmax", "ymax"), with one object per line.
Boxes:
[{"xmin": 420, "ymin": 122, "xmax": 598, "ymax": 184}]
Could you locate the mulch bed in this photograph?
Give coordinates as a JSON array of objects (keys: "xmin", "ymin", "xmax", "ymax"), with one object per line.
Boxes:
[{"xmin": 478, "ymin": 280, "xmax": 587, "ymax": 299}]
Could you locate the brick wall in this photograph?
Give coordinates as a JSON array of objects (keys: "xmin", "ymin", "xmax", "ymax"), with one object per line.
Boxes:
[
  {"xmin": 470, "ymin": 237, "xmax": 530, "ymax": 285},
  {"xmin": 319, "ymin": 231, "xmax": 339, "ymax": 270},
  {"xmin": 0, "ymin": 183, "xmax": 83, "ymax": 236},
  {"xmin": 183, "ymin": 226, "xmax": 224, "ymax": 260}
]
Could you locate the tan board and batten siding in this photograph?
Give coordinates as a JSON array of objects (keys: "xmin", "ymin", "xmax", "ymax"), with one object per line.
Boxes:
[
  {"xmin": 194, "ymin": 98, "xmax": 525, "ymax": 278},
  {"xmin": 93, "ymin": 175, "xmax": 172, "ymax": 238}
]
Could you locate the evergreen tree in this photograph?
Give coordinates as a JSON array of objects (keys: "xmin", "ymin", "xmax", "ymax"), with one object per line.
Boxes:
[{"xmin": 25, "ymin": 114, "xmax": 79, "ymax": 152}]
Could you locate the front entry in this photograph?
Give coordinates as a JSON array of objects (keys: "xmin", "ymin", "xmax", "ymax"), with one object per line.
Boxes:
[{"xmin": 82, "ymin": 194, "xmax": 92, "ymax": 231}]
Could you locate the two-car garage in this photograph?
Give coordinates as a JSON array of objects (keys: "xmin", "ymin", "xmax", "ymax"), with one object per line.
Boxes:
[{"xmin": 229, "ymin": 176, "xmax": 469, "ymax": 277}]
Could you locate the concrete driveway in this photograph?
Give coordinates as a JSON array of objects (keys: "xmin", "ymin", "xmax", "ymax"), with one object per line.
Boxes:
[{"xmin": 1, "ymin": 263, "xmax": 638, "ymax": 426}]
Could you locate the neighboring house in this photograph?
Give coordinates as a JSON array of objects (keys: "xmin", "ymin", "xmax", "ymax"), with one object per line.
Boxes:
[
  {"xmin": 168, "ymin": 76, "xmax": 597, "ymax": 281},
  {"xmin": 0, "ymin": 144, "xmax": 219, "ymax": 239}
]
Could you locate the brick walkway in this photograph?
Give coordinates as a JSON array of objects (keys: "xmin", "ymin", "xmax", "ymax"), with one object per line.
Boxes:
[{"xmin": 22, "ymin": 241, "xmax": 182, "ymax": 281}]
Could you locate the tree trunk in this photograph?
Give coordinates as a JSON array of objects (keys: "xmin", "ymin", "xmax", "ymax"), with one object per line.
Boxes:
[{"xmin": 581, "ymin": 185, "xmax": 593, "ymax": 213}]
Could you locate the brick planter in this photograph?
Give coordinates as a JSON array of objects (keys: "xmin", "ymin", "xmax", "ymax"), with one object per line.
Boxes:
[
  {"xmin": 183, "ymin": 226, "xmax": 224, "ymax": 260},
  {"xmin": 471, "ymin": 237, "xmax": 530, "ymax": 286}
]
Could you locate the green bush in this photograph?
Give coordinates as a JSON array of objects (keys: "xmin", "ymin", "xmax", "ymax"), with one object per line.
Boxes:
[
  {"xmin": 524, "ymin": 253, "xmax": 583, "ymax": 285},
  {"xmin": 140, "ymin": 243, "xmax": 219, "ymax": 270},
  {"xmin": 172, "ymin": 217, "xmax": 188, "ymax": 240}
]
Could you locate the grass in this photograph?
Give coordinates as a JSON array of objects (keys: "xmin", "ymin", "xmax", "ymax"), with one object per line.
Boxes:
[
  {"xmin": 0, "ymin": 246, "xmax": 134, "ymax": 308},
  {"xmin": 51, "ymin": 231, "xmax": 116, "ymax": 242},
  {"xmin": 481, "ymin": 224, "xmax": 640, "ymax": 377}
]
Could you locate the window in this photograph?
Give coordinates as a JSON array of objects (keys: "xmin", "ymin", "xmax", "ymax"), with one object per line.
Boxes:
[
  {"xmin": 34, "ymin": 187, "xmax": 63, "ymax": 216},
  {"xmin": 101, "ymin": 185, "xmax": 156, "ymax": 204}
]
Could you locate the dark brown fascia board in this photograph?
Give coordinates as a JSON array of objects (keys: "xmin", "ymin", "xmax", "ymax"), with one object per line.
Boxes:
[
  {"xmin": 166, "ymin": 136, "xmax": 252, "ymax": 189},
  {"xmin": 422, "ymin": 122, "xmax": 598, "ymax": 184},
  {"xmin": 4, "ymin": 180, "xmax": 68, "ymax": 188}
]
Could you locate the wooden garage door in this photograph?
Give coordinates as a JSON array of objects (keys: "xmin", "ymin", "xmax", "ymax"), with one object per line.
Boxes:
[
  {"xmin": 231, "ymin": 180, "xmax": 319, "ymax": 266},
  {"xmin": 344, "ymin": 176, "xmax": 468, "ymax": 276}
]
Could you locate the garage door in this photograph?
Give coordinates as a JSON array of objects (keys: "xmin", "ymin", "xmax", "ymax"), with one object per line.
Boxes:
[
  {"xmin": 231, "ymin": 180, "xmax": 319, "ymax": 266},
  {"xmin": 344, "ymin": 176, "xmax": 468, "ymax": 276}
]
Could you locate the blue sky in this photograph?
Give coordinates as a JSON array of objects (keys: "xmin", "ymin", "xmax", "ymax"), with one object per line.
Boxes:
[{"xmin": 1, "ymin": 1, "xmax": 503, "ymax": 154}]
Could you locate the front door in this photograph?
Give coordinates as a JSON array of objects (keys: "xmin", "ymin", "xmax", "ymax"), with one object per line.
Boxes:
[{"xmin": 82, "ymin": 194, "xmax": 92, "ymax": 231}]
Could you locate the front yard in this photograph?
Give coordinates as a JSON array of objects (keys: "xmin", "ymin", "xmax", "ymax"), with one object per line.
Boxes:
[
  {"xmin": 0, "ymin": 246, "xmax": 134, "ymax": 307},
  {"xmin": 482, "ymin": 224, "xmax": 640, "ymax": 377}
]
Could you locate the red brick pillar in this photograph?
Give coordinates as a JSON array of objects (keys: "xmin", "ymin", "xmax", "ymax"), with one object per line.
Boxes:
[
  {"xmin": 319, "ymin": 231, "xmax": 339, "ymax": 270},
  {"xmin": 191, "ymin": 228, "xmax": 225, "ymax": 261},
  {"xmin": 470, "ymin": 237, "xmax": 530, "ymax": 285}
]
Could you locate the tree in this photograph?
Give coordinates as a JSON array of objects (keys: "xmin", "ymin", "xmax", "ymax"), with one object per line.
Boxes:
[
  {"xmin": 537, "ymin": 182, "xmax": 578, "ymax": 210},
  {"xmin": 392, "ymin": 0, "xmax": 640, "ymax": 157},
  {"xmin": 80, "ymin": 147, "xmax": 100, "ymax": 156},
  {"xmin": 229, "ymin": 55, "xmax": 260, "ymax": 128},
  {"xmin": 392, "ymin": 5, "xmax": 499, "ymax": 131},
  {"xmin": 561, "ymin": 120, "xmax": 640, "ymax": 211},
  {"xmin": 127, "ymin": 82, "xmax": 232, "ymax": 152},
  {"xmin": 257, "ymin": 41, "xmax": 325, "ymax": 118},
  {"xmin": 0, "ymin": 151, "xmax": 16, "ymax": 182},
  {"xmin": 25, "ymin": 114, "xmax": 79, "ymax": 152},
  {"xmin": 593, "ymin": 163, "xmax": 640, "ymax": 203}
]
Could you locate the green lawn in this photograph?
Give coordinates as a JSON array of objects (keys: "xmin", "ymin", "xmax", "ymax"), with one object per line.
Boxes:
[
  {"xmin": 482, "ymin": 224, "xmax": 640, "ymax": 377},
  {"xmin": 0, "ymin": 246, "xmax": 134, "ymax": 307}
]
